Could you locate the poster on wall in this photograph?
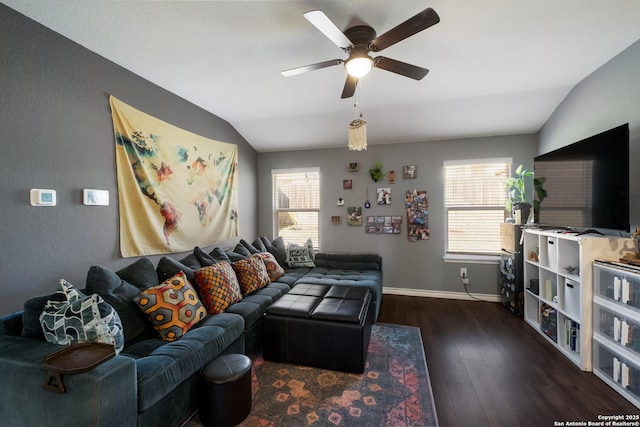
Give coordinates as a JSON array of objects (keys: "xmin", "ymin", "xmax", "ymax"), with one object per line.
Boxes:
[
  {"xmin": 110, "ymin": 96, "xmax": 239, "ymax": 257},
  {"xmin": 347, "ymin": 207, "xmax": 363, "ymax": 226},
  {"xmin": 406, "ymin": 189, "xmax": 429, "ymax": 241}
]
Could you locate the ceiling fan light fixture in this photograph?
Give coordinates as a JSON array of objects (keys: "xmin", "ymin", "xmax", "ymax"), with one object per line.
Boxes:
[{"xmin": 345, "ymin": 55, "xmax": 373, "ymax": 78}]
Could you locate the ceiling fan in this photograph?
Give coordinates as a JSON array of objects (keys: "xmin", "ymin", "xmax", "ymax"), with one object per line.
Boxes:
[{"xmin": 281, "ymin": 8, "xmax": 440, "ymax": 99}]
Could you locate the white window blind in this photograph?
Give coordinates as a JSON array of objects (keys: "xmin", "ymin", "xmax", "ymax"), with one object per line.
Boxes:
[
  {"xmin": 272, "ymin": 168, "xmax": 320, "ymax": 249},
  {"xmin": 445, "ymin": 159, "xmax": 510, "ymax": 255}
]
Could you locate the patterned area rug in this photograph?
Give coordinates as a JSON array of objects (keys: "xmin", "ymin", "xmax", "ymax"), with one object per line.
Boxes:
[{"xmin": 186, "ymin": 323, "xmax": 438, "ymax": 427}]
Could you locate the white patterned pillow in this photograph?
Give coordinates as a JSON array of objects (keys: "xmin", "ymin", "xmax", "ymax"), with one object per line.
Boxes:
[
  {"xmin": 286, "ymin": 241, "xmax": 316, "ymax": 267},
  {"xmin": 39, "ymin": 279, "xmax": 124, "ymax": 354}
]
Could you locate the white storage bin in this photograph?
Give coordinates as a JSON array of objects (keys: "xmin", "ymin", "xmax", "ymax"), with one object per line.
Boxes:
[
  {"xmin": 564, "ymin": 279, "xmax": 580, "ymax": 319},
  {"xmin": 547, "ymin": 237, "xmax": 558, "ymax": 270}
]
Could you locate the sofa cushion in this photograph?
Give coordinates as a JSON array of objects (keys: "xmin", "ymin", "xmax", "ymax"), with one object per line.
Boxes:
[
  {"xmin": 39, "ymin": 279, "xmax": 125, "ymax": 353},
  {"xmin": 313, "ymin": 252, "xmax": 382, "ymax": 270},
  {"xmin": 225, "ymin": 249, "xmax": 248, "ymax": 262},
  {"xmin": 239, "ymin": 238, "xmax": 260, "ymax": 254},
  {"xmin": 209, "ymin": 247, "xmax": 231, "ymax": 263},
  {"xmin": 116, "ymin": 257, "xmax": 159, "ymax": 291},
  {"xmin": 194, "ymin": 246, "xmax": 217, "ymax": 267},
  {"xmin": 131, "ymin": 312, "xmax": 244, "ymax": 412},
  {"xmin": 254, "ymin": 251, "xmax": 285, "ymax": 281},
  {"xmin": 156, "ymin": 256, "xmax": 197, "ymax": 285},
  {"xmin": 286, "ymin": 241, "xmax": 316, "ymax": 267},
  {"xmin": 251, "ymin": 238, "xmax": 267, "ymax": 252},
  {"xmin": 233, "ymin": 243, "xmax": 253, "ymax": 257},
  {"xmin": 265, "ymin": 236, "xmax": 287, "ymax": 266},
  {"xmin": 133, "ymin": 272, "xmax": 207, "ymax": 341},
  {"xmin": 86, "ymin": 265, "xmax": 149, "ymax": 343},
  {"xmin": 232, "ymin": 254, "xmax": 271, "ymax": 295},
  {"xmin": 194, "ymin": 262, "xmax": 243, "ymax": 314}
]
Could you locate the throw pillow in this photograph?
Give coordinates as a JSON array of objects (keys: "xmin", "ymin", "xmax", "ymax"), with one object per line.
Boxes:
[
  {"xmin": 305, "ymin": 238, "xmax": 316, "ymax": 260},
  {"xmin": 156, "ymin": 256, "xmax": 197, "ymax": 285},
  {"xmin": 251, "ymin": 238, "xmax": 267, "ymax": 252},
  {"xmin": 194, "ymin": 246, "xmax": 217, "ymax": 267},
  {"xmin": 39, "ymin": 279, "xmax": 125, "ymax": 353},
  {"xmin": 286, "ymin": 242, "xmax": 316, "ymax": 267},
  {"xmin": 133, "ymin": 272, "xmax": 207, "ymax": 341},
  {"xmin": 233, "ymin": 243, "xmax": 252, "ymax": 257},
  {"xmin": 194, "ymin": 262, "xmax": 243, "ymax": 314},
  {"xmin": 85, "ymin": 265, "xmax": 149, "ymax": 343},
  {"xmin": 239, "ymin": 239, "xmax": 260, "ymax": 254},
  {"xmin": 267, "ymin": 236, "xmax": 287, "ymax": 266},
  {"xmin": 232, "ymin": 254, "xmax": 271, "ymax": 295},
  {"xmin": 254, "ymin": 251, "xmax": 285, "ymax": 281},
  {"xmin": 209, "ymin": 247, "xmax": 231, "ymax": 263},
  {"xmin": 115, "ymin": 257, "xmax": 159, "ymax": 291}
]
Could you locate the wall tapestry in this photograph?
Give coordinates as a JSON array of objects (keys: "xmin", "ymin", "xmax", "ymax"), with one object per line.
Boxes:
[
  {"xmin": 110, "ymin": 96, "xmax": 238, "ymax": 257},
  {"xmin": 406, "ymin": 189, "xmax": 429, "ymax": 241}
]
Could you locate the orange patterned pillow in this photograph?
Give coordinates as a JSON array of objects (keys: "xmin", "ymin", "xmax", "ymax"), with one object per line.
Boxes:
[
  {"xmin": 232, "ymin": 254, "xmax": 271, "ymax": 295},
  {"xmin": 133, "ymin": 271, "xmax": 207, "ymax": 341},
  {"xmin": 254, "ymin": 251, "xmax": 285, "ymax": 281},
  {"xmin": 194, "ymin": 262, "xmax": 243, "ymax": 314}
]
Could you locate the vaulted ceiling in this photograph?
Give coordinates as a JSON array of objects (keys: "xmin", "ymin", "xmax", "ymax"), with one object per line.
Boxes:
[{"xmin": 4, "ymin": 1, "xmax": 640, "ymax": 152}]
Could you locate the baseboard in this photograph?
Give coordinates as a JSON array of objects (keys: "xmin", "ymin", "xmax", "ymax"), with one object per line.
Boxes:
[{"xmin": 382, "ymin": 286, "xmax": 502, "ymax": 303}]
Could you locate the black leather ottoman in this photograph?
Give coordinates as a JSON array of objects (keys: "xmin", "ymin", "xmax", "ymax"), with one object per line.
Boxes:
[
  {"xmin": 263, "ymin": 284, "xmax": 373, "ymax": 373},
  {"xmin": 199, "ymin": 353, "xmax": 252, "ymax": 427}
]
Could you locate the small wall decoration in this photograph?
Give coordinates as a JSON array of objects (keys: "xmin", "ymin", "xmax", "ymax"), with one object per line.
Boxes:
[
  {"xmin": 348, "ymin": 162, "xmax": 360, "ymax": 172},
  {"xmin": 347, "ymin": 206, "xmax": 362, "ymax": 226},
  {"xmin": 343, "ymin": 179, "xmax": 353, "ymax": 190},
  {"xmin": 406, "ymin": 189, "xmax": 429, "ymax": 241},
  {"xmin": 376, "ymin": 187, "xmax": 391, "ymax": 205},
  {"xmin": 388, "ymin": 170, "xmax": 395, "ymax": 184},
  {"xmin": 402, "ymin": 165, "xmax": 417, "ymax": 179},
  {"xmin": 331, "ymin": 215, "xmax": 342, "ymax": 224},
  {"xmin": 366, "ymin": 216, "xmax": 402, "ymax": 234},
  {"xmin": 369, "ymin": 161, "xmax": 385, "ymax": 182}
]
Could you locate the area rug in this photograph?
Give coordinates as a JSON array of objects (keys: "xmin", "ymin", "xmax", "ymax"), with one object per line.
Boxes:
[{"xmin": 186, "ymin": 323, "xmax": 438, "ymax": 427}]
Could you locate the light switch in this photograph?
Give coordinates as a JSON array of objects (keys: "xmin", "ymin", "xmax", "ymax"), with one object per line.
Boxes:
[{"xmin": 83, "ymin": 189, "xmax": 109, "ymax": 206}]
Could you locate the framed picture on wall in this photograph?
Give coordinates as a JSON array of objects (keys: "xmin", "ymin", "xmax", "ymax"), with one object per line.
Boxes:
[
  {"xmin": 331, "ymin": 215, "xmax": 342, "ymax": 224},
  {"xmin": 343, "ymin": 179, "xmax": 353, "ymax": 189},
  {"xmin": 402, "ymin": 165, "xmax": 417, "ymax": 179},
  {"xmin": 348, "ymin": 162, "xmax": 360, "ymax": 172}
]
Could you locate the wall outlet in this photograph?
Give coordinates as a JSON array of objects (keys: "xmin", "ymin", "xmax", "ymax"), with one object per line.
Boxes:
[
  {"xmin": 462, "ymin": 278, "xmax": 470, "ymax": 285},
  {"xmin": 460, "ymin": 268, "xmax": 467, "ymax": 278}
]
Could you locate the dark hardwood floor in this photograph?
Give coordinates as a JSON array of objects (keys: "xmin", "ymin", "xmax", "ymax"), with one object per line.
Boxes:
[{"xmin": 377, "ymin": 295, "xmax": 639, "ymax": 426}]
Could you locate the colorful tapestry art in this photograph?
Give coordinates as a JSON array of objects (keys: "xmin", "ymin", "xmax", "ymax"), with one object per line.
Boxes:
[{"xmin": 110, "ymin": 96, "xmax": 238, "ymax": 257}]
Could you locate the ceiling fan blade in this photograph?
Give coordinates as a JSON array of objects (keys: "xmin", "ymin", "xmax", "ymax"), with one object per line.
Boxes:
[
  {"xmin": 374, "ymin": 57, "xmax": 429, "ymax": 80},
  {"xmin": 341, "ymin": 75, "xmax": 358, "ymax": 99},
  {"xmin": 370, "ymin": 8, "xmax": 440, "ymax": 52},
  {"xmin": 281, "ymin": 59, "xmax": 343, "ymax": 77},
  {"xmin": 304, "ymin": 10, "xmax": 353, "ymax": 49}
]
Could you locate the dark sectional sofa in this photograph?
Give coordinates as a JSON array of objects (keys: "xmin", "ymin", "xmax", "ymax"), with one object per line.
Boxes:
[{"xmin": 0, "ymin": 237, "xmax": 382, "ymax": 427}]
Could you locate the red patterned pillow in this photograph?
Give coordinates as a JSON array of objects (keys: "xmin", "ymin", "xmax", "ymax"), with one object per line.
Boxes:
[
  {"xmin": 254, "ymin": 251, "xmax": 285, "ymax": 281},
  {"xmin": 194, "ymin": 262, "xmax": 243, "ymax": 314},
  {"xmin": 133, "ymin": 271, "xmax": 207, "ymax": 341},
  {"xmin": 232, "ymin": 254, "xmax": 271, "ymax": 295}
]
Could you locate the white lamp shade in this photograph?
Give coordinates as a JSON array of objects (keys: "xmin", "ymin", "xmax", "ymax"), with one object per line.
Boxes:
[{"xmin": 345, "ymin": 56, "xmax": 373, "ymax": 78}]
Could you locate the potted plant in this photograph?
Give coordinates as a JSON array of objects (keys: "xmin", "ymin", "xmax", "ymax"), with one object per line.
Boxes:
[
  {"xmin": 368, "ymin": 161, "xmax": 385, "ymax": 182},
  {"xmin": 504, "ymin": 164, "xmax": 533, "ymax": 222}
]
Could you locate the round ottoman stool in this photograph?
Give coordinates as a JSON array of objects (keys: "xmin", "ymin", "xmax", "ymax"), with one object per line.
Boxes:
[{"xmin": 200, "ymin": 353, "xmax": 252, "ymax": 427}]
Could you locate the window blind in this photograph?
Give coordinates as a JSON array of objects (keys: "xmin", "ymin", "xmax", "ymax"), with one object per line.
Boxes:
[{"xmin": 445, "ymin": 160, "xmax": 510, "ymax": 255}]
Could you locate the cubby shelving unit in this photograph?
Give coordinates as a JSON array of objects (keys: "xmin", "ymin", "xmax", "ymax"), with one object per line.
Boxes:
[{"xmin": 523, "ymin": 228, "xmax": 629, "ymax": 371}]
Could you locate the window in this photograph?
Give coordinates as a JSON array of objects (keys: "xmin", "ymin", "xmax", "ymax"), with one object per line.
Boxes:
[
  {"xmin": 444, "ymin": 159, "xmax": 510, "ymax": 258},
  {"xmin": 272, "ymin": 168, "xmax": 320, "ymax": 249}
]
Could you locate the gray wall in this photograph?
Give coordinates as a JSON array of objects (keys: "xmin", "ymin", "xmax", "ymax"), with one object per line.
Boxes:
[
  {"xmin": 258, "ymin": 135, "xmax": 537, "ymax": 296},
  {"xmin": 0, "ymin": 5, "xmax": 258, "ymax": 316},
  {"xmin": 539, "ymin": 39, "xmax": 640, "ymax": 231}
]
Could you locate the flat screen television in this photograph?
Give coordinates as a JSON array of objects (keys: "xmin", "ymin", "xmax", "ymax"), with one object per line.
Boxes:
[{"xmin": 533, "ymin": 123, "xmax": 630, "ymax": 233}]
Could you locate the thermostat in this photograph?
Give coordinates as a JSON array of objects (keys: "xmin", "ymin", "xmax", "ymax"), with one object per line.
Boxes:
[{"xmin": 30, "ymin": 189, "xmax": 56, "ymax": 206}]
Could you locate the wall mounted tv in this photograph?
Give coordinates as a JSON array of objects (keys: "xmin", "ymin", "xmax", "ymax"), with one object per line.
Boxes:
[{"xmin": 534, "ymin": 123, "xmax": 629, "ymax": 233}]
